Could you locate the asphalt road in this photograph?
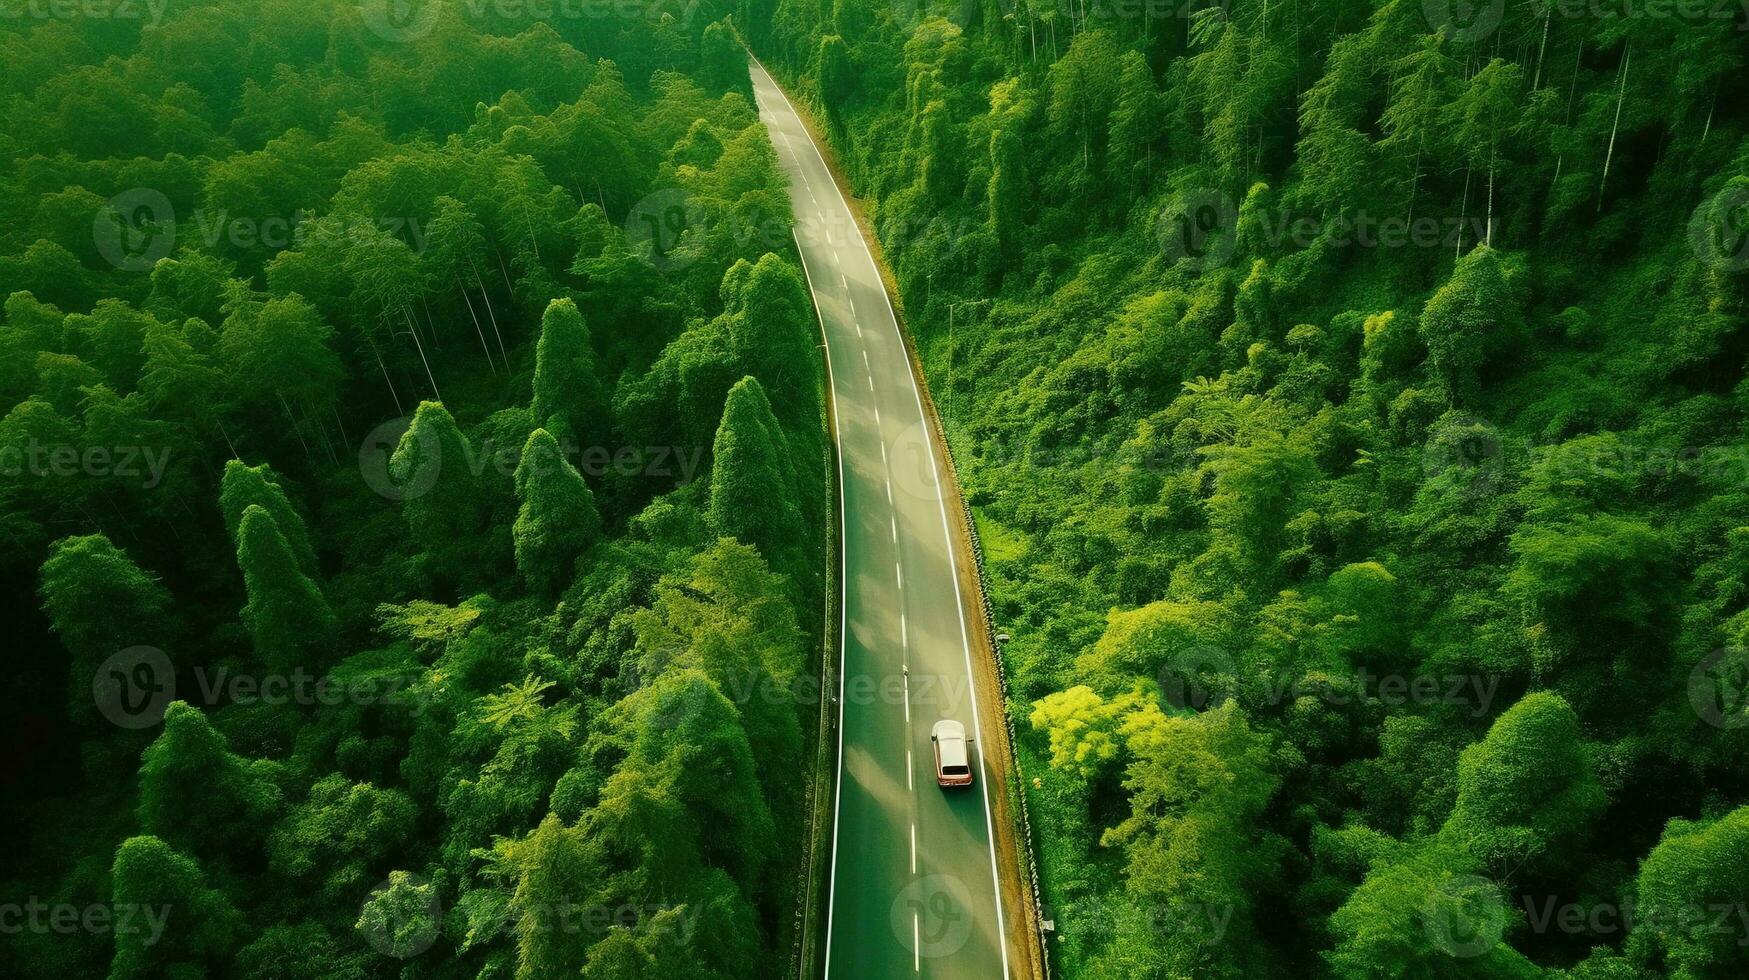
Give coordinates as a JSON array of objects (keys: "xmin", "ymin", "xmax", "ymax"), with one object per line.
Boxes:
[{"xmin": 749, "ymin": 59, "xmax": 1013, "ymax": 980}]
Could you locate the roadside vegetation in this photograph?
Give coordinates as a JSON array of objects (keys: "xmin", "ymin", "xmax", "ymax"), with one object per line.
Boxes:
[
  {"xmin": 753, "ymin": 1, "xmax": 1749, "ymax": 977},
  {"xmin": 0, "ymin": 3, "xmax": 827, "ymax": 977}
]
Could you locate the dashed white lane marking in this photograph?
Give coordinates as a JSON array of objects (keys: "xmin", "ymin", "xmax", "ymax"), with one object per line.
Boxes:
[
  {"xmin": 903, "ymin": 668, "xmax": 911, "ymax": 723},
  {"xmin": 755, "ymin": 58, "xmax": 1011, "ymax": 980},
  {"xmin": 896, "ymin": 563, "xmax": 903, "ymax": 590},
  {"xmin": 891, "ymin": 516, "xmax": 898, "ymax": 542},
  {"xmin": 911, "ymin": 823, "xmax": 917, "ymax": 874},
  {"xmin": 906, "ymin": 747, "xmax": 913, "ymax": 789}
]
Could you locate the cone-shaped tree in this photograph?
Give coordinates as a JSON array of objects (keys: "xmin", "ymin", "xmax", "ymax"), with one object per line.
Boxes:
[
  {"xmin": 39, "ymin": 533, "xmax": 173, "ymax": 717},
  {"xmin": 709, "ymin": 377, "xmax": 800, "ymax": 566},
  {"xmin": 987, "ymin": 128, "xmax": 1026, "ymax": 259},
  {"xmin": 390, "ymin": 400, "xmax": 485, "ymax": 578},
  {"xmin": 238, "ymin": 504, "xmax": 336, "ymax": 673},
  {"xmin": 138, "ymin": 701, "xmax": 282, "ymax": 856},
  {"xmin": 1418, "ymin": 245, "xmax": 1524, "ymax": 406},
  {"xmin": 1633, "ymin": 806, "xmax": 1749, "ymax": 977},
  {"xmin": 220, "ymin": 459, "xmax": 316, "ymax": 574},
  {"xmin": 725, "ymin": 255, "xmax": 817, "ymax": 419},
  {"xmin": 513, "ymin": 428, "xmax": 600, "ymax": 595},
  {"xmin": 109, "ymin": 835, "xmax": 242, "ymax": 980},
  {"xmin": 531, "ymin": 298, "xmax": 607, "ymax": 449},
  {"xmin": 700, "ymin": 18, "xmax": 745, "ymax": 94},
  {"xmin": 510, "ymin": 813, "xmax": 599, "ymax": 979},
  {"xmin": 1439, "ymin": 691, "xmax": 1604, "ymax": 876}
]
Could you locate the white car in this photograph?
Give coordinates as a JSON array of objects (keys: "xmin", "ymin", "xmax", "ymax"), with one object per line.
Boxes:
[{"xmin": 930, "ymin": 719, "xmax": 974, "ymax": 788}]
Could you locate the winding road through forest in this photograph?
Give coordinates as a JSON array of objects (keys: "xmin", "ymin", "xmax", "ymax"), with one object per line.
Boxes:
[{"xmin": 749, "ymin": 58, "xmax": 1029, "ymax": 980}]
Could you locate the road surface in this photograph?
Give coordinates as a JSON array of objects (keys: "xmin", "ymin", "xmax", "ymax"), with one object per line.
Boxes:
[{"xmin": 749, "ymin": 59, "xmax": 1015, "ymax": 980}]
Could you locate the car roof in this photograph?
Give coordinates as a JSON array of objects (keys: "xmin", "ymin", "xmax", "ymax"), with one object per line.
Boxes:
[{"xmin": 933, "ymin": 720, "xmax": 968, "ymax": 767}]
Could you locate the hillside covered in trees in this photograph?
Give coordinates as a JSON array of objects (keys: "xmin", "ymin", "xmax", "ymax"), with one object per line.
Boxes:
[
  {"xmin": 751, "ymin": 1, "xmax": 1749, "ymax": 978},
  {"xmin": 0, "ymin": 2, "xmax": 829, "ymax": 977}
]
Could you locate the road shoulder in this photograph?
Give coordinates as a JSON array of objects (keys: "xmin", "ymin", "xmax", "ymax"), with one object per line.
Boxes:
[{"xmin": 750, "ymin": 53, "xmax": 1049, "ymax": 980}]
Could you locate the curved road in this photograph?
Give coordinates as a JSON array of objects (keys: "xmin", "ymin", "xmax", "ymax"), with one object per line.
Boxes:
[{"xmin": 750, "ymin": 60, "xmax": 1014, "ymax": 980}]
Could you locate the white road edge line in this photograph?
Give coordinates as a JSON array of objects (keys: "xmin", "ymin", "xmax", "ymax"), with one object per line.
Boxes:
[
  {"xmin": 747, "ymin": 54, "xmax": 1016, "ymax": 980},
  {"xmin": 788, "ymin": 212, "xmax": 852, "ymax": 980}
]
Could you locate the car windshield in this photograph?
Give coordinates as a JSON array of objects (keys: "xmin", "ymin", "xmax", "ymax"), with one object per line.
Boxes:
[{"xmin": 942, "ymin": 765, "xmax": 969, "ymax": 776}]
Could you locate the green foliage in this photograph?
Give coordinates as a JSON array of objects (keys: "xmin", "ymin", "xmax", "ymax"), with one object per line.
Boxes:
[
  {"xmin": 137, "ymin": 702, "xmax": 282, "ymax": 858},
  {"xmin": 267, "ymin": 774, "xmax": 415, "ymax": 905},
  {"xmin": 391, "ymin": 400, "xmax": 487, "ymax": 582},
  {"xmin": 531, "ymin": 297, "xmax": 607, "ymax": 449},
  {"xmin": 513, "ymin": 427, "xmax": 600, "ymax": 594},
  {"xmin": 709, "ymin": 376, "xmax": 803, "ymax": 568},
  {"xmin": 1, "ymin": 13, "xmax": 826, "ymax": 977},
  {"xmin": 752, "ymin": 1, "xmax": 1749, "ymax": 975},
  {"xmin": 220, "ymin": 459, "xmax": 317, "ymax": 574},
  {"xmin": 39, "ymin": 533, "xmax": 173, "ymax": 716},
  {"xmin": 109, "ymin": 835, "xmax": 242, "ymax": 980},
  {"xmin": 238, "ymin": 504, "xmax": 337, "ymax": 673},
  {"xmin": 1441, "ymin": 692, "xmax": 1605, "ymax": 876},
  {"xmin": 1632, "ymin": 807, "xmax": 1749, "ymax": 978}
]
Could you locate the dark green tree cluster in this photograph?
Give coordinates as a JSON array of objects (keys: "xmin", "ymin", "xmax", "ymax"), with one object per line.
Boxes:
[
  {"xmin": 757, "ymin": 2, "xmax": 1749, "ymax": 977},
  {"xmin": 1, "ymin": 5, "xmax": 828, "ymax": 979}
]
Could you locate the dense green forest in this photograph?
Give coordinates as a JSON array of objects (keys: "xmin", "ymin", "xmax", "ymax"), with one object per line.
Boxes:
[
  {"xmin": 0, "ymin": 2, "xmax": 830, "ymax": 977},
  {"xmin": 752, "ymin": 1, "xmax": 1749, "ymax": 978}
]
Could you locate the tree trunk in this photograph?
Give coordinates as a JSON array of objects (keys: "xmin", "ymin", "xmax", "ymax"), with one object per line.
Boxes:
[
  {"xmin": 457, "ymin": 277, "xmax": 496, "ymax": 374},
  {"xmin": 471, "ymin": 259, "xmax": 510, "ymax": 364},
  {"xmin": 1532, "ymin": 5, "xmax": 1552, "ymax": 90},
  {"xmin": 369, "ymin": 337, "xmax": 404, "ymax": 416},
  {"xmin": 1597, "ymin": 43, "xmax": 1631, "ymax": 213},
  {"xmin": 403, "ymin": 307, "xmax": 442, "ymax": 403},
  {"xmin": 278, "ymin": 391, "xmax": 313, "ymax": 462},
  {"xmin": 1457, "ymin": 166, "xmax": 1472, "ymax": 257}
]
